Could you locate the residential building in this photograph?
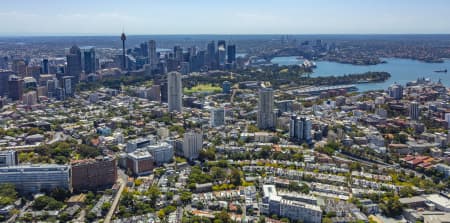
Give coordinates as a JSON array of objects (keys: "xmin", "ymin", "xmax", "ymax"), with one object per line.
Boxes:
[
  {"xmin": 210, "ymin": 107, "xmax": 225, "ymax": 127},
  {"xmin": 257, "ymin": 88, "xmax": 276, "ymax": 130},
  {"xmin": 183, "ymin": 131, "xmax": 203, "ymax": 160},
  {"xmin": 168, "ymin": 71, "xmax": 182, "ymax": 112},
  {"xmin": 409, "ymin": 101, "xmax": 420, "ymax": 120},
  {"xmin": 71, "ymin": 156, "xmax": 117, "ymax": 192},
  {"xmin": 146, "ymin": 142, "xmax": 174, "ymax": 166}
]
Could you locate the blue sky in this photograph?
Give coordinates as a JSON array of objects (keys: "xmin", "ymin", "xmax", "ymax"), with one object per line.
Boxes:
[{"xmin": 1, "ymin": 0, "xmax": 449, "ymax": 35}]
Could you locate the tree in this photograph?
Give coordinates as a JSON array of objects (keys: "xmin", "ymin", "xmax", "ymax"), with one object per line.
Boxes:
[
  {"xmin": 0, "ymin": 184, "xmax": 17, "ymax": 206},
  {"xmin": 146, "ymin": 186, "xmax": 161, "ymax": 207},
  {"xmin": 101, "ymin": 202, "xmax": 111, "ymax": 214},
  {"xmin": 215, "ymin": 210, "xmax": 231, "ymax": 223},
  {"xmin": 230, "ymin": 168, "xmax": 242, "ymax": 186},
  {"xmin": 180, "ymin": 191, "xmax": 192, "ymax": 204}
]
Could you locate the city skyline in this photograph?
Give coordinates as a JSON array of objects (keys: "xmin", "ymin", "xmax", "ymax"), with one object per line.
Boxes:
[{"xmin": 1, "ymin": 0, "xmax": 450, "ymax": 35}]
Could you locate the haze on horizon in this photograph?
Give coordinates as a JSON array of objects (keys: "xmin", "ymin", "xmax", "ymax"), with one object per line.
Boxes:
[{"xmin": 1, "ymin": 0, "xmax": 450, "ymax": 36}]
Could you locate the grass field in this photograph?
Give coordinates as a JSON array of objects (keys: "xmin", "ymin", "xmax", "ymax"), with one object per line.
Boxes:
[{"xmin": 184, "ymin": 84, "xmax": 222, "ymax": 94}]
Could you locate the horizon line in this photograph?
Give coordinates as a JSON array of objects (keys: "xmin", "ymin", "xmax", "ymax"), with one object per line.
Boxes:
[{"xmin": 1, "ymin": 33, "xmax": 450, "ymax": 37}]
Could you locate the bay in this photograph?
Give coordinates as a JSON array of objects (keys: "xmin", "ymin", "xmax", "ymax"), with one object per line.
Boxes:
[{"xmin": 271, "ymin": 56, "xmax": 450, "ymax": 92}]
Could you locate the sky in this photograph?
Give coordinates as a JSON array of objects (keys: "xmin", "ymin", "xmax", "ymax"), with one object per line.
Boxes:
[{"xmin": 0, "ymin": 0, "xmax": 450, "ymax": 35}]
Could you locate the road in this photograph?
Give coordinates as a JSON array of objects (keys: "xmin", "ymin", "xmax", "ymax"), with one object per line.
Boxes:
[
  {"xmin": 7, "ymin": 201, "xmax": 31, "ymax": 223},
  {"xmin": 104, "ymin": 170, "xmax": 127, "ymax": 223},
  {"xmin": 47, "ymin": 131, "xmax": 67, "ymax": 144}
]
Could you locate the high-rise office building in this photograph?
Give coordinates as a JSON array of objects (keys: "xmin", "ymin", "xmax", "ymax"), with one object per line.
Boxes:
[
  {"xmin": 42, "ymin": 58, "xmax": 49, "ymax": 74},
  {"xmin": 210, "ymin": 107, "xmax": 225, "ymax": 127},
  {"xmin": 83, "ymin": 47, "xmax": 96, "ymax": 74},
  {"xmin": 183, "ymin": 131, "xmax": 203, "ymax": 160},
  {"xmin": 217, "ymin": 40, "xmax": 226, "ymax": 67},
  {"xmin": 227, "ymin": 44, "xmax": 236, "ymax": 64},
  {"xmin": 174, "ymin": 46, "xmax": 183, "ymax": 66},
  {"xmin": 71, "ymin": 156, "xmax": 117, "ymax": 192},
  {"xmin": 148, "ymin": 40, "xmax": 158, "ymax": 69},
  {"xmin": 206, "ymin": 41, "xmax": 216, "ymax": 69},
  {"xmin": 12, "ymin": 59, "xmax": 27, "ymax": 77},
  {"xmin": 0, "ymin": 71, "xmax": 14, "ymax": 97},
  {"xmin": 66, "ymin": 45, "xmax": 82, "ymax": 83},
  {"xmin": 167, "ymin": 72, "xmax": 183, "ymax": 112},
  {"xmin": 140, "ymin": 42, "xmax": 149, "ymax": 57},
  {"xmin": 257, "ymin": 88, "xmax": 276, "ymax": 130},
  {"xmin": 8, "ymin": 75, "xmax": 23, "ymax": 101},
  {"xmin": 409, "ymin": 101, "xmax": 420, "ymax": 120}
]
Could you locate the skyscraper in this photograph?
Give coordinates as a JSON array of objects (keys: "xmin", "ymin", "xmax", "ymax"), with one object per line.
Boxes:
[
  {"xmin": 227, "ymin": 44, "xmax": 236, "ymax": 64},
  {"xmin": 174, "ymin": 46, "xmax": 183, "ymax": 64},
  {"xmin": 121, "ymin": 32, "xmax": 127, "ymax": 70},
  {"xmin": 83, "ymin": 47, "xmax": 96, "ymax": 74},
  {"xmin": 167, "ymin": 72, "xmax": 182, "ymax": 112},
  {"xmin": 206, "ymin": 41, "xmax": 216, "ymax": 69},
  {"xmin": 66, "ymin": 45, "xmax": 82, "ymax": 83},
  {"xmin": 0, "ymin": 71, "xmax": 14, "ymax": 97},
  {"xmin": 217, "ymin": 40, "xmax": 226, "ymax": 67},
  {"xmin": 148, "ymin": 40, "xmax": 158, "ymax": 69},
  {"xmin": 257, "ymin": 88, "xmax": 276, "ymax": 130},
  {"xmin": 183, "ymin": 131, "xmax": 203, "ymax": 161},
  {"xmin": 409, "ymin": 101, "xmax": 420, "ymax": 120},
  {"xmin": 8, "ymin": 75, "xmax": 23, "ymax": 101},
  {"xmin": 42, "ymin": 58, "xmax": 49, "ymax": 74}
]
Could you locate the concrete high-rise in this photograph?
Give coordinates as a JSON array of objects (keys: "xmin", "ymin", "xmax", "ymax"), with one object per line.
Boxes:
[
  {"xmin": 183, "ymin": 131, "xmax": 203, "ymax": 160},
  {"xmin": 148, "ymin": 40, "xmax": 158, "ymax": 69},
  {"xmin": 257, "ymin": 88, "xmax": 276, "ymax": 130},
  {"xmin": 66, "ymin": 45, "xmax": 82, "ymax": 83},
  {"xmin": 289, "ymin": 115, "xmax": 313, "ymax": 144},
  {"xmin": 167, "ymin": 72, "xmax": 182, "ymax": 112},
  {"xmin": 409, "ymin": 101, "xmax": 420, "ymax": 120},
  {"xmin": 388, "ymin": 83, "xmax": 403, "ymax": 100},
  {"xmin": 210, "ymin": 107, "xmax": 225, "ymax": 127},
  {"xmin": 62, "ymin": 76, "xmax": 74, "ymax": 98},
  {"xmin": 71, "ymin": 156, "xmax": 117, "ymax": 192}
]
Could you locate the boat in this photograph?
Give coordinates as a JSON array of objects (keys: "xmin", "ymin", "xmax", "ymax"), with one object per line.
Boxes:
[{"xmin": 434, "ymin": 69, "xmax": 447, "ymax": 73}]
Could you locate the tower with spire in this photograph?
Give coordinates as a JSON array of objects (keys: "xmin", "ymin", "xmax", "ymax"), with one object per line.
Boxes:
[{"xmin": 120, "ymin": 32, "xmax": 127, "ymax": 70}]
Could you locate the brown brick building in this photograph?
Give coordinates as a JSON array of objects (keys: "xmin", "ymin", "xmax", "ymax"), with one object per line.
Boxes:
[
  {"xmin": 71, "ymin": 156, "xmax": 117, "ymax": 192},
  {"xmin": 126, "ymin": 150, "xmax": 154, "ymax": 176}
]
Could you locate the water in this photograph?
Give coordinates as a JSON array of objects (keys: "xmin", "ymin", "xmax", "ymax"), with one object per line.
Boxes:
[{"xmin": 270, "ymin": 56, "xmax": 450, "ymax": 91}]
